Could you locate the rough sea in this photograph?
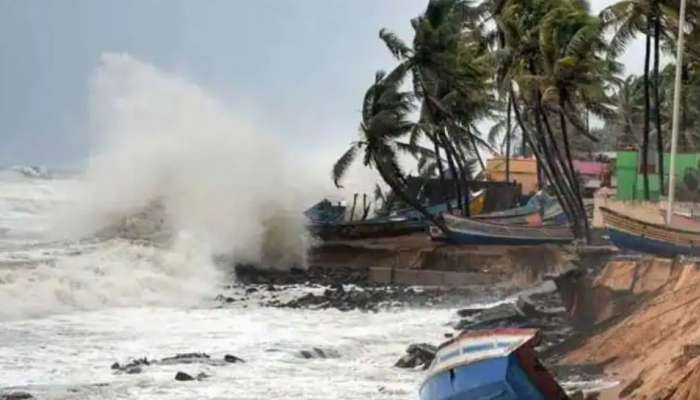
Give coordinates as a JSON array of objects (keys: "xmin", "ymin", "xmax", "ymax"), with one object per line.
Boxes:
[{"xmin": 0, "ymin": 168, "xmax": 461, "ymax": 400}]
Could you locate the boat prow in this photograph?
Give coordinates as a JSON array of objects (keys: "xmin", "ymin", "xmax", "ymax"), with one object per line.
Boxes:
[
  {"xmin": 420, "ymin": 328, "xmax": 569, "ymax": 400},
  {"xmin": 600, "ymin": 207, "xmax": 700, "ymax": 257}
]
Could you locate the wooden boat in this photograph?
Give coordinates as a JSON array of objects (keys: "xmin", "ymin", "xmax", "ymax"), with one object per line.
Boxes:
[
  {"xmin": 420, "ymin": 328, "xmax": 569, "ymax": 400},
  {"xmin": 600, "ymin": 207, "xmax": 700, "ymax": 257},
  {"xmin": 393, "ymin": 190, "xmax": 487, "ymax": 220},
  {"xmin": 308, "ymin": 216, "xmax": 425, "ymax": 241},
  {"xmin": 434, "ymin": 213, "xmax": 574, "ymax": 245}
]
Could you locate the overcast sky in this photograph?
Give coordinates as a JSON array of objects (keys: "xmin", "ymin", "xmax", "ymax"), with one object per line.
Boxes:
[{"xmin": 0, "ymin": 0, "xmax": 643, "ymax": 167}]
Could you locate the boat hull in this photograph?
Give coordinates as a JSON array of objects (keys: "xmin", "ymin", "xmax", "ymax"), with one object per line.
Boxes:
[
  {"xmin": 607, "ymin": 227, "xmax": 700, "ymax": 257},
  {"xmin": 441, "ymin": 214, "xmax": 574, "ymax": 246},
  {"xmin": 309, "ymin": 219, "xmax": 426, "ymax": 241},
  {"xmin": 420, "ymin": 354, "xmax": 545, "ymax": 400},
  {"xmin": 601, "ymin": 207, "xmax": 700, "ymax": 257}
]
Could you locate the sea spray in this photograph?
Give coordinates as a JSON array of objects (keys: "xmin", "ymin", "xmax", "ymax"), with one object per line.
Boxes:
[
  {"xmin": 55, "ymin": 53, "xmax": 313, "ymax": 268},
  {"xmin": 0, "ymin": 53, "xmax": 382, "ymax": 320}
]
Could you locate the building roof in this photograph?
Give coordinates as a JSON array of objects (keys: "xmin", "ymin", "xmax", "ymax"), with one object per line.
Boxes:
[
  {"xmin": 486, "ymin": 157, "xmax": 537, "ymax": 174},
  {"xmin": 573, "ymin": 160, "xmax": 605, "ymax": 176}
]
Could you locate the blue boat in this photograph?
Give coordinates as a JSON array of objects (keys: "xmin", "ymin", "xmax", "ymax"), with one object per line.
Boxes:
[
  {"xmin": 600, "ymin": 207, "xmax": 700, "ymax": 257},
  {"xmin": 420, "ymin": 328, "xmax": 569, "ymax": 400},
  {"xmin": 435, "ymin": 213, "xmax": 574, "ymax": 246}
]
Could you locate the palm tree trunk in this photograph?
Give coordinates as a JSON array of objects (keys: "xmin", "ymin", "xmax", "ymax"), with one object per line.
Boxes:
[
  {"xmin": 643, "ymin": 21, "xmax": 652, "ymax": 200},
  {"xmin": 654, "ymin": 4, "xmax": 665, "ymax": 195},
  {"xmin": 361, "ymin": 194, "xmax": 371, "ymax": 220},
  {"xmin": 375, "ymin": 160, "xmax": 447, "ymax": 231},
  {"xmin": 430, "ymin": 133, "xmax": 452, "ymax": 212},
  {"xmin": 349, "ymin": 193, "xmax": 358, "ymax": 222},
  {"xmin": 452, "ymin": 142, "xmax": 472, "ymax": 217},
  {"xmin": 468, "ymin": 128, "xmax": 487, "ymax": 173},
  {"xmin": 506, "ymin": 95, "xmax": 512, "ymax": 182},
  {"xmin": 440, "ymin": 131, "xmax": 464, "ymax": 214},
  {"xmin": 559, "ymin": 93, "xmax": 591, "ymax": 243},
  {"xmin": 537, "ymin": 102, "xmax": 582, "ymax": 238},
  {"xmin": 510, "ymin": 87, "xmax": 577, "ymax": 237}
]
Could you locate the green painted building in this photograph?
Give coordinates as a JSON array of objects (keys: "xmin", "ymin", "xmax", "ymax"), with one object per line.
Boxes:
[{"xmin": 616, "ymin": 151, "xmax": 700, "ymax": 201}]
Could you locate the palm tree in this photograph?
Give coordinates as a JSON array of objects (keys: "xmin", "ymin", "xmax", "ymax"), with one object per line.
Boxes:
[
  {"xmin": 332, "ymin": 66, "xmax": 444, "ymax": 228},
  {"xmin": 537, "ymin": 1, "xmax": 616, "ymax": 239},
  {"xmin": 491, "ymin": 0, "xmax": 590, "ymax": 239},
  {"xmin": 600, "ymin": 0, "xmax": 654, "ymax": 198},
  {"xmin": 602, "ymin": 0, "xmax": 700, "ymax": 197},
  {"xmin": 379, "ymin": 0, "xmax": 497, "ymax": 216},
  {"xmin": 609, "ymin": 75, "xmax": 645, "ymax": 149}
]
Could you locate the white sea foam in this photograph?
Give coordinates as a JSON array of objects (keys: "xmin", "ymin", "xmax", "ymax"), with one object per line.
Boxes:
[{"xmin": 0, "ymin": 234, "xmax": 219, "ymax": 321}]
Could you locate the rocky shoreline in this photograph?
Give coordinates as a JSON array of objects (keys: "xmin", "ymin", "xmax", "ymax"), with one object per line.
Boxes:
[
  {"xmin": 224, "ymin": 263, "xmax": 608, "ymax": 395},
  {"xmin": 2, "ymin": 257, "xmax": 658, "ymax": 400}
]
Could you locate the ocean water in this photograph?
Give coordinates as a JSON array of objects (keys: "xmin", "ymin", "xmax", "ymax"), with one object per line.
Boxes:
[{"xmin": 0, "ymin": 170, "xmax": 458, "ymax": 400}]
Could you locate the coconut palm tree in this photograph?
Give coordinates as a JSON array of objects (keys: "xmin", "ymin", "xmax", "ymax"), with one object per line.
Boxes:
[
  {"xmin": 490, "ymin": 0, "xmax": 592, "ymax": 239},
  {"xmin": 379, "ymin": 0, "xmax": 497, "ymax": 216},
  {"xmin": 601, "ymin": 0, "xmax": 700, "ymax": 197},
  {"xmin": 332, "ymin": 66, "xmax": 444, "ymax": 228},
  {"xmin": 537, "ymin": 1, "xmax": 617, "ymax": 239}
]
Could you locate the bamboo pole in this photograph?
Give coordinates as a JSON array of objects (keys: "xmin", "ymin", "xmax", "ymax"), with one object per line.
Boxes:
[{"xmin": 667, "ymin": 0, "xmax": 687, "ymax": 225}]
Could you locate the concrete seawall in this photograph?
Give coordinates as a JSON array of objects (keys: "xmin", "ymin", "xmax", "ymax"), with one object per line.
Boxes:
[{"xmin": 308, "ymin": 234, "xmax": 575, "ymax": 288}]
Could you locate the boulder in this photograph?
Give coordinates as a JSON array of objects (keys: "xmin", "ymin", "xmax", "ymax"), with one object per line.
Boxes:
[
  {"xmin": 395, "ymin": 343, "xmax": 436, "ymax": 370},
  {"xmin": 160, "ymin": 353, "xmax": 211, "ymax": 365},
  {"xmin": 1, "ymin": 393, "xmax": 33, "ymax": 400},
  {"xmin": 224, "ymin": 354, "xmax": 245, "ymax": 363},
  {"xmin": 175, "ymin": 371, "xmax": 195, "ymax": 381},
  {"xmin": 298, "ymin": 347, "xmax": 339, "ymax": 359}
]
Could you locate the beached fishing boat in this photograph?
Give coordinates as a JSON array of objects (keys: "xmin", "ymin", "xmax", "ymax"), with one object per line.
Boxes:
[
  {"xmin": 392, "ymin": 190, "xmax": 487, "ymax": 220},
  {"xmin": 309, "ymin": 191, "xmax": 488, "ymax": 241},
  {"xmin": 420, "ymin": 328, "xmax": 569, "ymax": 400},
  {"xmin": 433, "ymin": 213, "xmax": 574, "ymax": 245},
  {"xmin": 308, "ymin": 216, "xmax": 426, "ymax": 241},
  {"xmin": 600, "ymin": 207, "xmax": 700, "ymax": 257}
]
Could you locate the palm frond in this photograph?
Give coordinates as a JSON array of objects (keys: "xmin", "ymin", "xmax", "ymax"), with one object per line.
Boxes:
[
  {"xmin": 332, "ymin": 142, "xmax": 362, "ymax": 188},
  {"xmin": 379, "ymin": 28, "xmax": 412, "ymax": 60}
]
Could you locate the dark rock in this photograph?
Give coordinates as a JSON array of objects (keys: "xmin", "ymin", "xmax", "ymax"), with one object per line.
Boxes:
[
  {"xmin": 112, "ymin": 357, "xmax": 150, "ymax": 373},
  {"xmin": 1, "ymin": 393, "xmax": 33, "ymax": 400},
  {"xmin": 196, "ymin": 372, "xmax": 210, "ymax": 380},
  {"xmin": 245, "ymin": 287, "xmax": 258, "ymax": 294},
  {"xmin": 298, "ymin": 347, "xmax": 339, "ymax": 359},
  {"xmin": 175, "ymin": 371, "xmax": 195, "ymax": 381},
  {"xmin": 395, "ymin": 343, "xmax": 436, "ymax": 370},
  {"xmin": 161, "ymin": 353, "xmax": 210, "ymax": 365},
  {"xmin": 299, "ymin": 350, "xmax": 314, "ymax": 359},
  {"xmin": 224, "ymin": 354, "xmax": 245, "ymax": 363}
]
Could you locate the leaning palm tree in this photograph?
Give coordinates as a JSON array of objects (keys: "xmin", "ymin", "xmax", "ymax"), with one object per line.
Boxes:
[
  {"xmin": 537, "ymin": 1, "xmax": 616, "ymax": 239},
  {"xmin": 378, "ymin": 0, "xmax": 497, "ymax": 216},
  {"xmin": 332, "ymin": 66, "xmax": 444, "ymax": 228}
]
